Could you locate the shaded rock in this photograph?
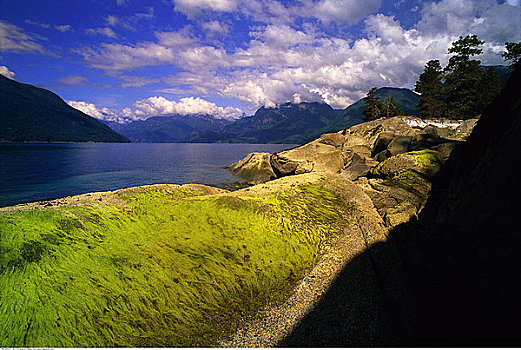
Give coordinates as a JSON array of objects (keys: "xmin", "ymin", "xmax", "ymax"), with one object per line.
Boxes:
[
  {"xmin": 430, "ymin": 142, "xmax": 462, "ymax": 162},
  {"xmin": 445, "ymin": 118, "xmax": 479, "ymax": 141},
  {"xmin": 356, "ymin": 170, "xmax": 431, "ymax": 227},
  {"xmin": 409, "ymin": 133, "xmax": 444, "ymax": 151},
  {"xmin": 225, "ymin": 152, "xmax": 276, "ymax": 183},
  {"xmin": 387, "ymin": 136, "xmax": 412, "ymax": 156},
  {"xmin": 389, "ymin": 66, "xmax": 521, "ymax": 345},
  {"xmin": 372, "ymin": 131, "xmax": 396, "ymax": 156}
]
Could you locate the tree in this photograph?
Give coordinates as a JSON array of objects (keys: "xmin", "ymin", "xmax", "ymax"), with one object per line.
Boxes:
[
  {"xmin": 382, "ymin": 95, "xmax": 403, "ymax": 118},
  {"xmin": 502, "ymin": 41, "xmax": 521, "ymax": 67},
  {"xmin": 443, "ymin": 35, "xmax": 486, "ymax": 120},
  {"xmin": 362, "ymin": 87, "xmax": 384, "ymax": 121},
  {"xmin": 477, "ymin": 67, "xmax": 502, "ymax": 113},
  {"xmin": 415, "ymin": 60, "xmax": 446, "ymax": 119}
]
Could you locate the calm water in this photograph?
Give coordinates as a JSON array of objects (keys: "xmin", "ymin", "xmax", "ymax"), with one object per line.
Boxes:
[{"xmin": 0, "ymin": 143, "xmax": 297, "ymax": 207}]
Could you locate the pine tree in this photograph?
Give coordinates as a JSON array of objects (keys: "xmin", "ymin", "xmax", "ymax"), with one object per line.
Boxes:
[
  {"xmin": 477, "ymin": 67, "xmax": 502, "ymax": 113},
  {"xmin": 382, "ymin": 96, "xmax": 403, "ymax": 118},
  {"xmin": 502, "ymin": 41, "xmax": 521, "ymax": 68},
  {"xmin": 443, "ymin": 35, "xmax": 485, "ymax": 120},
  {"xmin": 362, "ymin": 87, "xmax": 384, "ymax": 121},
  {"xmin": 415, "ymin": 60, "xmax": 446, "ymax": 119}
]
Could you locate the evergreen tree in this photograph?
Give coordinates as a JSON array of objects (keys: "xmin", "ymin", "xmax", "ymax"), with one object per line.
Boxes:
[
  {"xmin": 477, "ymin": 67, "xmax": 502, "ymax": 113},
  {"xmin": 362, "ymin": 87, "xmax": 384, "ymax": 121},
  {"xmin": 415, "ymin": 60, "xmax": 446, "ymax": 119},
  {"xmin": 443, "ymin": 35, "xmax": 485, "ymax": 120},
  {"xmin": 502, "ymin": 41, "xmax": 521, "ymax": 68},
  {"xmin": 382, "ymin": 95, "xmax": 403, "ymax": 118}
]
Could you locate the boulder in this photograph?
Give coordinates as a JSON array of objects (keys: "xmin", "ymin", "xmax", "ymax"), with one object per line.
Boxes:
[
  {"xmin": 342, "ymin": 153, "xmax": 372, "ymax": 180},
  {"xmin": 376, "ymin": 150, "xmax": 442, "ymax": 180},
  {"xmin": 317, "ymin": 132, "xmax": 346, "ymax": 147},
  {"xmin": 295, "ymin": 150, "xmax": 344, "ymax": 174},
  {"xmin": 271, "ymin": 140, "xmax": 339, "ymax": 176},
  {"xmin": 372, "ymin": 131, "xmax": 396, "ymax": 157},
  {"xmin": 387, "ymin": 136, "xmax": 412, "ymax": 156},
  {"xmin": 225, "ymin": 152, "xmax": 276, "ymax": 183},
  {"xmin": 347, "ymin": 117, "xmax": 418, "ymax": 150}
]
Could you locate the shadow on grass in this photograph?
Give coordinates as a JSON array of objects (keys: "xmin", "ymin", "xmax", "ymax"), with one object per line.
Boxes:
[{"xmin": 280, "ymin": 65, "xmax": 521, "ymax": 347}]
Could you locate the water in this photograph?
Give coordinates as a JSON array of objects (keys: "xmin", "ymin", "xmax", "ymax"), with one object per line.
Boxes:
[{"xmin": 0, "ymin": 143, "xmax": 297, "ymax": 207}]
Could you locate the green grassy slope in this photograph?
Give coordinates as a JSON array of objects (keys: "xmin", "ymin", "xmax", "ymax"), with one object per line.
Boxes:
[
  {"xmin": 0, "ymin": 75, "xmax": 128, "ymax": 142},
  {"xmin": 0, "ymin": 184, "xmax": 350, "ymax": 347}
]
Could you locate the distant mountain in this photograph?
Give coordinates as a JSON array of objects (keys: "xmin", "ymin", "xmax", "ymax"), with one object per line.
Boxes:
[
  {"xmin": 111, "ymin": 114, "xmax": 231, "ymax": 143},
  {"xmin": 0, "ymin": 75, "xmax": 128, "ymax": 142},
  {"xmin": 192, "ymin": 102, "xmax": 341, "ymax": 144},
  {"xmin": 322, "ymin": 87, "xmax": 420, "ymax": 134}
]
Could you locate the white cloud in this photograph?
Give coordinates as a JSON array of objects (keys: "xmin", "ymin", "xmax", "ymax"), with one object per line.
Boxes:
[
  {"xmin": 0, "ymin": 20, "xmax": 47, "ymax": 54},
  {"xmin": 0, "ymin": 65, "xmax": 16, "ymax": 79},
  {"xmin": 119, "ymin": 75, "xmax": 160, "ymax": 87},
  {"xmin": 77, "ymin": 0, "xmax": 519, "ymax": 113},
  {"xmin": 85, "ymin": 27, "xmax": 117, "ymax": 39},
  {"xmin": 201, "ymin": 20, "xmax": 229, "ymax": 36},
  {"xmin": 68, "ymin": 96, "xmax": 244, "ymax": 123},
  {"xmin": 304, "ymin": 0, "xmax": 382, "ymax": 25},
  {"xmin": 173, "ymin": 0, "xmax": 239, "ymax": 19},
  {"xmin": 55, "ymin": 25, "xmax": 72, "ymax": 32},
  {"xmin": 133, "ymin": 96, "xmax": 244, "ymax": 119},
  {"xmin": 59, "ymin": 75, "xmax": 88, "ymax": 85}
]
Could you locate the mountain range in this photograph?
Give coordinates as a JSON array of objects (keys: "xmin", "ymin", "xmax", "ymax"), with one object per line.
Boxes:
[
  {"xmin": 0, "ymin": 75, "xmax": 128, "ymax": 143},
  {"xmin": 2, "ymin": 64, "xmax": 511, "ymax": 144},
  {"xmin": 115, "ymin": 88, "xmax": 420, "ymax": 144}
]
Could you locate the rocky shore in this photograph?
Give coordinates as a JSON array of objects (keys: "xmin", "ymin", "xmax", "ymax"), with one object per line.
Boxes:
[
  {"xmin": 2, "ymin": 65, "xmax": 519, "ymax": 347},
  {"xmin": 226, "ymin": 115, "xmax": 477, "ymax": 229}
]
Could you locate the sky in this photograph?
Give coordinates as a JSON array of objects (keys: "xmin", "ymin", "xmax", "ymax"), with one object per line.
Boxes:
[{"xmin": 1, "ymin": 0, "xmax": 520, "ymax": 123}]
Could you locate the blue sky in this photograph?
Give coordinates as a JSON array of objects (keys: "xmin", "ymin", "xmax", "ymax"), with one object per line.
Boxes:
[{"xmin": 1, "ymin": 0, "xmax": 520, "ymax": 122}]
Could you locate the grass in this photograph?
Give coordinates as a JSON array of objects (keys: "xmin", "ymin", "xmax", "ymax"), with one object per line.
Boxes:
[{"xmin": 0, "ymin": 184, "xmax": 349, "ymax": 347}]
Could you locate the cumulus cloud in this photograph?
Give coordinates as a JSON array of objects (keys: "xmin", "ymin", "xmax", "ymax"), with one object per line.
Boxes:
[
  {"xmin": 0, "ymin": 20, "xmax": 47, "ymax": 54},
  {"xmin": 134, "ymin": 96, "xmax": 244, "ymax": 119},
  {"xmin": 67, "ymin": 100, "xmax": 122, "ymax": 122},
  {"xmin": 68, "ymin": 96, "xmax": 244, "ymax": 123},
  {"xmin": 0, "ymin": 65, "xmax": 16, "ymax": 79},
  {"xmin": 77, "ymin": 0, "xmax": 519, "ymax": 112},
  {"xmin": 201, "ymin": 20, "xmax": 229, "ymax": 37}
]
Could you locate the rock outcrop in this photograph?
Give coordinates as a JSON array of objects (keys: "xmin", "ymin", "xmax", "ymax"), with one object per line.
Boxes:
[
  {"xmin": 228, "ymin": 115, "xmax": 477, "ymax": 227},
  {"xmin": 224, "ymin": 152, "xmax": 276, "ymax": 183}
]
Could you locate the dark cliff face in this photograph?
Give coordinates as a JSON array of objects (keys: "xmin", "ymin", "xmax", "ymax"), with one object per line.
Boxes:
[
  {"xmin": 279, "ymin": 66, "xmax": 521, "ymax": 347},
  {"xmin": 393, "ymin": 64, "xmax": 521, "ymax": 345}
]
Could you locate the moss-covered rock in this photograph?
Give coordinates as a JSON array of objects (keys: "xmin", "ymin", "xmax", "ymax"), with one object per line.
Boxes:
[{"xmin": 0, "ymin": 174, "xmax": 356, "ymax": 348}]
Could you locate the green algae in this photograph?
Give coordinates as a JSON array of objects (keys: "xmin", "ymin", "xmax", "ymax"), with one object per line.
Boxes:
[
  {"xmin": 407, "ymin": 150, "xmax": 440, "ymax": 170},
  {"xmin": 0, "ymin": 184, "xmax": 348, "ymax": 347},
  {"xmin": 382, "ymin": 169, "xmax": 428, "ymax": 195}
]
